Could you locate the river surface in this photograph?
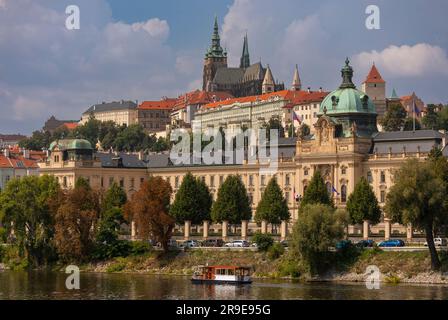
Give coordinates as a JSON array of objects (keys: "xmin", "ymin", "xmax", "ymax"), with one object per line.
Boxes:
[{"xmin": 0, "ymin": 271, "xmax": 447, "ymax": 300}]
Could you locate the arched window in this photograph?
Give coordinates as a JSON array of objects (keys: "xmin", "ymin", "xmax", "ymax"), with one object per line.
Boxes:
[{"xmin": 341, "ymin": 185, "xmax": 347, "ymax": 203}]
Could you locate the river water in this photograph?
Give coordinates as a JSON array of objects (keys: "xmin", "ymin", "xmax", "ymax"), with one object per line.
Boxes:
[{"xmin": 0, "ymin": 271, "xmax": 447, "ymax": 300}]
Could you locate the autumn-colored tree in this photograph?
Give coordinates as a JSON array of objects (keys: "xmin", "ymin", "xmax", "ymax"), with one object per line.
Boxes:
[
  {"xmin": 54, "ymin": 178, "xmax": 101, "ymax": 262},
  {"xmin": 124, "ymin": 176, "xmax": 174, "ymax": 252}
]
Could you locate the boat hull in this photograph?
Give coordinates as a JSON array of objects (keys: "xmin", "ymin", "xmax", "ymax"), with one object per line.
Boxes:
[{"xmin": 191, "ymin": 278, "xmax": 252, "ymax": 285}]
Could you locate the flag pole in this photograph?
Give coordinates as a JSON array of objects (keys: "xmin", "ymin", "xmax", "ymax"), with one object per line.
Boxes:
[{"xmin": 413, "ymin": 95, "xmax": 416, "ymax": 132}]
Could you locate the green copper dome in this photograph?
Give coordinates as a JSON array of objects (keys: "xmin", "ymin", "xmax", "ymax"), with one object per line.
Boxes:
[
  {"xmin": 49, "ymin": 139, "xmax": 93, "ymax": 151},
  {"xmin": 319, "ymin": 58, "xmax": 376, "ymax": 116},
  {"xmin": 317, "ymin": 58, "xmax": 378, "ymax": 138}
]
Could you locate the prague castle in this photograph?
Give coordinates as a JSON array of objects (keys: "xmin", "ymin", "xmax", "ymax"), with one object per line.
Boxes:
[{"xmin": 39, "ymin": 59, "xmax": 446, "ymax": 241}]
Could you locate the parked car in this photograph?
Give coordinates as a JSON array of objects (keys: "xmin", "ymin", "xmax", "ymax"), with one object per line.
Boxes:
[
  {"xmin": 335, "ymin": 239, "xmax": 352, "ymax": 250},
  {"xmin": 356, "ymin": 239, "xmax": 375, "ymax": 248},
  {"xmin": 167, "ymin": 239, "xmax": 178, "ymax": 248},
  {"xmin": 280, "ymin": 240, "xmax": 289, "ymax": 247},
  {"xmin": 182, "ymin": 240, "xmax": 201, "ymax": 248},
  {"xmin": 202, "ymin": 239, "xmax": 224, "ymax": 247},
  {"xmin": 224, "ymin": 240, "xmax": 250, "ymax": 247},
  {"xmin": 378, "ymin": 239, "xmax": 405, "ymax": 247},
  {"xmin": 424, "ymin": 238, "xmax": 447, "ymax": 247}
]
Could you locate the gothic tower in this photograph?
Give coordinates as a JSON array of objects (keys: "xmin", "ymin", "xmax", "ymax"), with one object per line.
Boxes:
[
  {"xmin": 291, "ymin": 64, "xmax": 301, "ymax": 91},
  {"xmin": 361, "ymin": 63, "xmax": 386, "ymax": 118},
  {"xmin": 203, "ymin": 16, "xmax": 228, "ymax": 92},
  {"xmin": 262, "ymin": 65, "xmax": 275, "ymax": 94},
  {"xmin": 239, "ymin": 34, "xmax": 250, "ymax": 69}
]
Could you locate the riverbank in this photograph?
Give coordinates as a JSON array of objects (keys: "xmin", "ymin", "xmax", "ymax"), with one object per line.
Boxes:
[{"xmin": 79, "ymin": 248, "xmax": 448, "ymax": 285}]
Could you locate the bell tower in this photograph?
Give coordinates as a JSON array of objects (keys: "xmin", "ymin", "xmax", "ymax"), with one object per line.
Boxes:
[{"xmin": 203, "ymin": 16, "xmax": 228, "ymax": 92}]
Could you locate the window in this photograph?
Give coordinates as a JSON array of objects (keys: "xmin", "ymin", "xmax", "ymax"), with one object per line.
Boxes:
[
  {"xmin": 175, "ymin": 176, "xmax": 179, "ymax": 188},
  {"xmin": 304, "ymin": 168, "xmax": 309, "ymax": 176},
  {"xmin": 219, "ymin": 176, "xmax": 224, "ymax": 186},
  {"xmin": 380, "ymin": 191, "xmax": 386, "ymax": 203},
  {"xmin": 380, "ymin": 171, "xmax": 386, "ymax": 184},
  {"xmin": 130, "ymin": 178, "xmax": 135, "ymax": 189},
  {"xmin": 261, "ymin": 175, "xmax": 266, "ymax": 186},
  {"xmin": 326, "ymin": 182, "xmax": 332, "ymax": 196},
  {"xmin": 210, "ymin": 175, "xmax": 215, "ymax": 187},
  {"xmin": 54, "ymin": 155, "xmax": 60, "ymax": 163},
  {"xmin": 249, "ymin": 174, "xmax": 254, "ymax": 186},
  {"xmin": 367, "ymin": 171, "xmax": 373, "ymax": 183},
  {"xmin": 119, "ymin": 178, "xmax": 124, "ymax": 188},
  {"xmin": 140, "ymin": 177, "xmax": 145, "ymax": 185},
  {"xmin": 109, "ymin": 177, "xmax": 114, "ymax": 186},
  {"xmin": 248, "ymin": 193, "xmax": 253, "ymax": 205},
  {"xmin": 285, "ymin": 174, "xmax": 290, "ymax": 186},
  {"xmin": 341, "ymin": 166, "xmax": 347, "ymax": 175},
  {"xmin": 285, "ymin": 192, "xmax": 290, "ymax": 204},
  {"xmin": 341, "ymin": 185, "xmax": 347, "ymax": 203},
  {"xmin": 63, "ymin": 176, "xmax": 67, "ymax": 188}
]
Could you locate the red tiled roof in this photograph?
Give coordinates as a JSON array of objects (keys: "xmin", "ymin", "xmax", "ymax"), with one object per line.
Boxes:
[
  {"xmin": 0, "ymin": 154, "xmax": 12, "ymax": 168},
  {"xmin": 138, "ymin": 98, "xmax": 178, "ymax": 110},
  {"xmin": 363, "ymin": 64, "xmax": 385, "ymax": 84},
  {"xmin": 0, "ymin": 154, "xmax": 38, "ymax": 169},
  {"xmin": 203, "ymin": 90, "xmax": 328, "ymax": 109},
  {"xmin": 63, "ymin": 122, "xmax": 78, "ymax": 130},
  {"xmin": 172, "ymin": 91, "xmax": 234, "ymax": 111}
]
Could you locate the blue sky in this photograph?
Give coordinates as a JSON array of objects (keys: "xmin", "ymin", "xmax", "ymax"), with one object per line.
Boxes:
[{"xmin": 0, "ymin": 0, "xmax": 447, "ymax": 134}]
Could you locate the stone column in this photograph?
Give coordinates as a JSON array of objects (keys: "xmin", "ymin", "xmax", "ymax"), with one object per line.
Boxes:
[
  {"xmin": 261, "ymin": 220, "xmax": 268, "ymax": 234},
  {"xmin": 184, "ymin": 220, "xmax": 191, "ymax": 240},
  {"xmin": 406, "ymin": 224, "xmax": 413, "ymax": 242},
  {"xmin": 363, "ymin": 221, "xmax": 370, "ymax": 240},
  {"xmin": 280, "ymin": 221, "xmax": 287, "ymax": 241},
  {"xmin": 131, "ymin": 220, "xmax": 136, "ymax": 241},
  {"xmin": 241, "ymin": 220, "xmax": 248, "ymax": 240},
  {"xmin": 203, "ymin": 221, "xmax": 209, "ymax": 240},
  {"xmin": 384, "ymin": 219, "xmax": 391, "ymax": 240},
  {"xmin": 222, "ymin": 220, "xmax": 228, "ymax": 241}
]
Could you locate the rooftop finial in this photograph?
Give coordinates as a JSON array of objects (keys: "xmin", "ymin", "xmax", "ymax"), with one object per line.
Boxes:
[{"xmin": 340, "ymin": 57, "xmax": 356, "ymax": 89}]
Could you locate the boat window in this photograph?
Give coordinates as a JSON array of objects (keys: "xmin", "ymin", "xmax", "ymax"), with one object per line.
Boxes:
[{"xmin": 227, "ymin": 269, "xmax": 234, "ymax": 275}]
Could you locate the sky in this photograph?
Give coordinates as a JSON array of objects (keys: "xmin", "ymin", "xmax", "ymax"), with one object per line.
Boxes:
[{"xmin": 0, "ymin": 0, "xmax": 448, "ymax": 134}]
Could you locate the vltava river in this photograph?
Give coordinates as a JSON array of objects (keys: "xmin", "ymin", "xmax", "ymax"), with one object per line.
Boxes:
[{"xmin": 0, "ymin": 271, "xmax": 447, "ymax": 300}]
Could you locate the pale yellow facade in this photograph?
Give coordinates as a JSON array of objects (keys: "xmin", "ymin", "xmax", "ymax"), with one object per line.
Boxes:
[{"xmin": 80, "ymin": 108, "xmax": 138, "ymax": 126}]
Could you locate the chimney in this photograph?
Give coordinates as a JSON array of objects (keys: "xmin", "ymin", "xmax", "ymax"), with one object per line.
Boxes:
[
  {"xmin": 319, "ymin": 87, "xmax": 323, "ymax": 93},
  {"xmin": 138, "ymin": 150, "xmax": 145, "ymax": 161},
  {"xmin": 3, "ymin": 148, "xmax": 10, "ymax": 158},
  {"xmin": 307, "ymin": 87, "xmax": 311, "ymax": 93}
]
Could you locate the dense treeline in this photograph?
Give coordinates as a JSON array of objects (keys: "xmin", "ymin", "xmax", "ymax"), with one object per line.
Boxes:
[{"xmin": 19, "ymin": 116, "xmax": 169, "ymax": 152}]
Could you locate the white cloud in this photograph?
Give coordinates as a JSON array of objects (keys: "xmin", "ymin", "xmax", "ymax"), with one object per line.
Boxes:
[
  {"xmin": 131, "ymin": 18, "xmax": 170, "ymax": 40},
  {"xmin": 353, "ymin": 43, "xmax": 448, "ymax": 77}
]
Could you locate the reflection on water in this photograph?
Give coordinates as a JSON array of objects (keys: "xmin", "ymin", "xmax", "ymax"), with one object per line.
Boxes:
[{"xmin": 0, "ymin": 271, "xmax": 447, "ymax": 300}]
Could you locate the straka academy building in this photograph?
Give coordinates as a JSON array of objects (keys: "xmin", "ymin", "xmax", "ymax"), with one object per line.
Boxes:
[{"xmin": 39, "ymin": 59, "xmax": 448, "ymax": 241}]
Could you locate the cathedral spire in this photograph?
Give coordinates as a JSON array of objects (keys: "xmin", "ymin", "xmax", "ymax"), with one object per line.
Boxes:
[
  {"xmin": 205, "ymin": 15, "xmax": 226, "ymax": 58},
  {"xmin": 291, "ymin": 64, "xmax": 301, "ymax": 91},
  {"xmin": 262, "ymin": 64, "xmax": 275, "ymax": 94},
  {"xmin": 240, "ymin": 33, "xmax": 250, "ymax": 69}
]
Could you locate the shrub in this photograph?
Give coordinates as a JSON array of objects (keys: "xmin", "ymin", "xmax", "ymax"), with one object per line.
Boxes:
[
  {"xmin": 278, "ymin": 259, "xmax": 301, "ymax": 278},
  {"xmin": 252, "ymin": 232, "xmax": 274, "ymax": 251},
  {"xmin": 130, "ymin": 241, "xmax": 152, "ymax": 256},
  {"xmin": 267, "ymin": 243, "xmax": 285, "ymax": 260},
  {"xmin": 106, "ymin": 257, "xmax": 128, "ymax": 273},
  {"xmin": 92, "ymin": 240, "xmax": 132, "ymax": 260}
]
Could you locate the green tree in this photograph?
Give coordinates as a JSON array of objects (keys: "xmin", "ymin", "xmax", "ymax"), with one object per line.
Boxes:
[
  {"xmin": 0, "ymin": 175, "xmax": 60, "ymax": 266},
  {"xmin": 422, "ymin": 104, "xmax": 441, "ymax": 130},
  {"xmin": 385, "ymin": 158, "xmax": 448, "ymax": 270},
  {"xmin": 403, "ymin": 117, "xmax": 421, "ymax": 131},
  {"xmin": 380, "ymin": 102, "xmax": 407, "ymax": 131},
  {"xmin": 290, "ymin": 204, "xmax": 343, "ymax": 274},
  {"xmin": 346, "ymin": 177, "xmax": 381, "ymax": 225},
  {"xmin": 437, "ymin": 105, "xmax": 448, "ymax": 130},
  {"xmin": 266, "ymin": 117, "xmax": 285, "ymax": 138},
  {"xmin": 300, "ymin": 171, "xmax": 334, "ymax": 211},
  {"xmin": 211, "ymin": 175, "xmax": 252, "ymax": 225},
  {"xmin": 170, "ymin": 173, "xmax": 212, "ymax": 225},
  {"xmin": 255, "ymin": 177, "xmax": 290, "ymax": 227},
  {"xmin": 18, "ymin": 130, "xmax": 52, "ymax": 151},
  {"xmin": 73, "ymin": 114, "xmax": 101, "ymax": 147}
]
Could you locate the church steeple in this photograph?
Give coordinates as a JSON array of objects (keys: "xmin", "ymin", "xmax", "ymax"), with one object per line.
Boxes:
[
  {"xmin": 291, "ymin": 64, "xmax": 301, "ymax": 91},
  {"xmin": 262, "ymin": 64, "xmax": 275, "ymax": 94},
  {"xmin": 205, "ymin": 15, "xmax": 226, "ymax": 58},
  {"xmin": 240, "ymin": 34, "xmax": 250, "ymax": 69}
]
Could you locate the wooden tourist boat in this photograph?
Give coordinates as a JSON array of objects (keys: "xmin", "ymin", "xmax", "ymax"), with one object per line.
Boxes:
[{"xmin": 191, "ymin": 265, "xmax": 252, "ymax": 284}]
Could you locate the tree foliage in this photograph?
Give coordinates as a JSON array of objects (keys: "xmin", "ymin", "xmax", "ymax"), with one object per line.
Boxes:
[
  {"xmin": 170, "ymin": 173, "xmax": 212, "ymax": 224},
  {"xmin": 54, "ymin": 178, "xmax": 101, "ymax": 262},
  {"xmin": 385, "ymin": 157, "xmax": 448, "ymax": 270},
  {"xmin": 300, "ymin": 171, "xmax": 334, "ymax": 211},
  {"xmin": 290, "ymin": 204, "xmax": 344, "ymax": 275},
  {"xmin": 255, "ymin": 177, "xmax": 290, "ymax": 225},
  {"xmin": 380, "ymin": 102, "xmax": 407, "ymax": 131},
  {"xmin": 124, "ymin": 176, "xmax": 174, "ymax": 252},
  {"xmin": 211, "ymin": 175, "xmax": 252, "ymax": 224},
  {"xmin": 346, "ymin": 177, "xmax": 381, "ymax": 224},
  {"xmin": 0, "ymin": 175, "xmax": 60, "ymax": 266}
]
